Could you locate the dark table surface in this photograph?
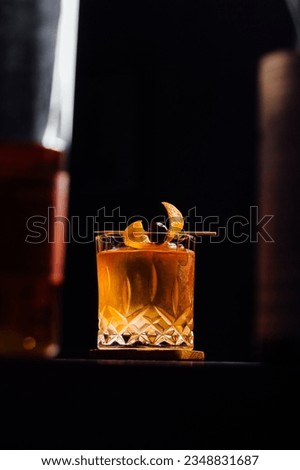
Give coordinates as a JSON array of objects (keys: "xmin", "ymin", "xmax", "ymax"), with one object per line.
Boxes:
[{"xmin": 1, "ymin": 356, "xmax": 299, "ymax": 449}]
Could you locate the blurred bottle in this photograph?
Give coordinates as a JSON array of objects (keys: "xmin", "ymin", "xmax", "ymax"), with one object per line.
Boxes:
[
  {"xmin": 255, "ymin": 44, "xmax": 300, "ymax": 360},
  {"xmin": 0, "ymin": 0, "xmax": 79, "ymax": 357}
]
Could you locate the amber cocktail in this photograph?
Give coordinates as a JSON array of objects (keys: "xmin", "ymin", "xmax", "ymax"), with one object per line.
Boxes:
[{"xmin": 96, "ymin": 231, "xmax": 195, "ymax": 348}]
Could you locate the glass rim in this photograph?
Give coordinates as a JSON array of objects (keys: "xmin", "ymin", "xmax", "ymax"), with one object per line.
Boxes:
[{"xmin": 94, "ymin": 230, "xmax": 216, "ymax": 236}]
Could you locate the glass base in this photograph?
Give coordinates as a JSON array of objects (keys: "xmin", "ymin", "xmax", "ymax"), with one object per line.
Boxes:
[
  {"xmin": 91, "ymin": 347, "xmax": 204, "ymax": 360},
  {"xmin": 97, "ymin": 332, "xmax": 193, "ymax": 349}
]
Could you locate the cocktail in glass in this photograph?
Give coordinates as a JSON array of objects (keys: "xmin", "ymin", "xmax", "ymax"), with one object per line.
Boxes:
[
  {"xmin": 95, "ymin": 201, "xmax": 215, "ymax": 350},
  {"xmin": 96, "ymin": 231, "xmax": 196, "ymax": 348}
]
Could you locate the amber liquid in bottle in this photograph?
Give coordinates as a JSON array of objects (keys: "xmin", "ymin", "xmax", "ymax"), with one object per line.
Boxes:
[{"xmin": 0, "ymin": 142, "xmax": 69, "ymax": 357}]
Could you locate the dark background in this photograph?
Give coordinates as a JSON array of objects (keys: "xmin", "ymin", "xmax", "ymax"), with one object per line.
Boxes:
[
  {"xmin": 62, "ymin": 0, "xmax": 296, "ymax": 360},
  {"xmin": 0, "ymin": 0, "xmax": 299, "ymax": 451}
]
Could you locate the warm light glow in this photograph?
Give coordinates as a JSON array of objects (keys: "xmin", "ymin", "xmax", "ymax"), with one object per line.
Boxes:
[{"xmin": 23, "ymin": 337, "xmax": 36, "ymax": 351}]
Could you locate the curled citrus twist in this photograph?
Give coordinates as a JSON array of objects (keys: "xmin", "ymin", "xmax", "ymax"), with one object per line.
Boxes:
[
  {"xmin": 161, "ymin": 201, "xmax": 184, "ymax": 242},
  {"xmin": 123, "ymin": 202, "xmax": 184, "ymax": 248},
  {"xmin": 123, "ymin": 220, "xmax": 151, "ymax": 249}
]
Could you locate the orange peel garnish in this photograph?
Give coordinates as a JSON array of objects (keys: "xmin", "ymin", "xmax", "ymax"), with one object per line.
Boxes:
[
  {"xmin": 122, "ymin": 203, "xmax": 184, "ymax": 248},
  {"xmin": 161, "ymin": 201, "xmax": 184, "ymax": 242},
  {"xmin": 123, "ymin": 220, "xmax": 151, "ymax": 249}
]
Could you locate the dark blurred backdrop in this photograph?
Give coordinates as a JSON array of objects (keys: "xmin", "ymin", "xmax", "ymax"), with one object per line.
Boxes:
[{"xmin": 62, "ymin": 0, "xmax": 296, "ymax": 360}]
